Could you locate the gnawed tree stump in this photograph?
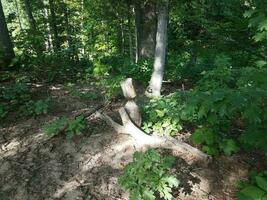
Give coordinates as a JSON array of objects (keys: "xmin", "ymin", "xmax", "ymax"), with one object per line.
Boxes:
[
  {"xmin": 120, "ymin": 78, "xmax": 141, "ymax": 127},
  {"xmin": 95, "ymin": 78, "xmax": 211, "ymax": 163}
]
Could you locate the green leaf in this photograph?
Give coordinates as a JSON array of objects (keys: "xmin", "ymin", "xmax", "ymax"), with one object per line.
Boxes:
[
  {"xmin": 240, "ymin": 186, "xmax": 265, "ymax": 199},
  {"xmin": 262, "ymin": 194, "xmax": 267, "ymax": 200},
  {"xmin": 244, "ymin": 9, "xmax": 257, "ymax": 18},
  {"xmin": 202, "ymin": 145, "xmax": 219, "ymax": 156},
  {"xmin": 256, "ymin": 176, "xmax": 267, "ymax": 192},
  {"xmin": 219, "ymin": 139, "xmax": 239, "ymax": 156},
  {"xmin": 143, "ymin": 189, "xmax": 155, "ymax": 200},
  {"xmin": 165, "ymin": 176, "xmax": 180, "ymax": 187}
]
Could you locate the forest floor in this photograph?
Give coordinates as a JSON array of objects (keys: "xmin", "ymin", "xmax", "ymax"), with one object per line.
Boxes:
[{"xmin": 0, "ymin": 83, "xmax": 266, "ymax": 200}]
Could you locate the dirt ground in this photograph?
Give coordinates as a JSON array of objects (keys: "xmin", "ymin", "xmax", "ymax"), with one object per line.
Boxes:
[{"xmin": 0, "ymin": 84, "xmax": 265, "ymax": 200}]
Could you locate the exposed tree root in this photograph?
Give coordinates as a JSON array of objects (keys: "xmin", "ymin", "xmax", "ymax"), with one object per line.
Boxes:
[{"xmin": 95, "ymin": 107, "xmax": 211, "ymax": 163}]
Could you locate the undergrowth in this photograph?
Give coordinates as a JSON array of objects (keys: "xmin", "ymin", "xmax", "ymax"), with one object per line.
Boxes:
[{"xmin": 119, "ymin": 149, "xmax": 179, "ymax": 200}]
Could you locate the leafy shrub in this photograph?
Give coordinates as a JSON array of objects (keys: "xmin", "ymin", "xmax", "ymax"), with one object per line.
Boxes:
[
  {"xmin": 141, "ymin": 94, "xmax": 184, "ymax": 136},
  {"xmin": 44, "ymin": 117, "xmax": 68, "ymax": 138},
  {"xmin": 96, "ymin": 75, "xmax": 125, "ymax": 99},
  {"xmin": 191, "ymin": 127, "xmax": 239, "ymax": 156},
  {"xmin": 236, "ymin": 171, "xmax": 267, "ymax": 200},
  {"xmin": 19, "ymin": 99, "xmax": 50, "ymax": 116},
  {"xmin": 1, "ymin": 82, "xmax": 31, "ymax": 105},
  {"xmin": 119, "ymin": 149, "xmax": 179, "ymax": 200},
  {"xmin": 142, "ymin": 66, "xmax": 267, "ymax": 155},
  {"xmin": 44, "ymin": 116, "xmax": 86, "ymax": 139},
  {"xmin": 65, "ymin": 116, "xmax": 86, "ymax": 139}
]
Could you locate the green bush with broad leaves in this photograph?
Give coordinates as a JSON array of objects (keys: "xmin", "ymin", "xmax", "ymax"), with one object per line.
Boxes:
[
  {"xmin": 142, "ymin": 66, "xmax": 267, "ymax": 155},
  {"xmin": 44, "ymin": 116, "xmax": 86, "ymax": 139},
  {"xmin": 1, "ymin": 82, "xmax": 31, "ymax": 105},
  {"xmin": 191, "ymin": 127, "xmax": 239, "ymax": 156},
  {"xmin": 19, "ymin": 99, "xmax": 50, "ymax": 117},
  {"xmin": 119, "ymin": 149, "xmax": 179, "ymax": 200},
  {"xmin": 65, "ymin": 116, "xmax": 86, "ymax": 139},
  {"xmin": 141, "ymin": 94, "xmax": 186, "ymax": 136},
  {"xmin": 236, "ymin": 171, "xmax": 267, "ymax": 200}
]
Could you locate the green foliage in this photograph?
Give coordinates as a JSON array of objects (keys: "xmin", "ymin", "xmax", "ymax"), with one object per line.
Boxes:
[
  {"xmin": 236, "ymin": 171, "xmax": 267, "ymax": 200},
  {"xmin": 96, "ymin": 75, "xmax": 126, "ymax": 99},
  {"xmin": 44, "ymin": 116, "xmax": 86, "ymax": 139},
  {"xmin": 191, "ymin": 127, "xmax": 239, "ymax": 156},
  {"xmin": 141, "ymin": 94, "xmax": 184, "ymax": 136},
  {"xmin": 0, "ymin": 104, "xmax": 8, "ymax": 119},
  {"xmin": 119, "ymin": 149, "xmax": 179, "ymax": 200},
  {"xmin": 143, "ymin": 66, "xmax": 267, "ymax": 155},
  {"xmin": 66, "ymin": 116, "xmax": 86, "ymax": 139},
  {"xmin": 244, "ymin": 8, "xmax": 267, "ymax": 42},
  {"xmin": 1, "ymin": 82, "xmax": 31, "ymax": 105},
  {"xmin": 19, "ymin": 99, "xmax": 50, "ymax": 117},
  {"xmin": 65, "ymin": 83, "xmax": 98, "ymax": 100},
  {"xmin": 44, "ymin": 117, "xmax": 68, "ymax": 138}
]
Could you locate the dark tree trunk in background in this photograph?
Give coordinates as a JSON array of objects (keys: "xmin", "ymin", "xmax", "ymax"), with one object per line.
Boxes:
[
  {"xmin": 49, "ymin": 0, "xmax": 60, "ymax": 51},
  {"xmin": 43, "ymin": 5, "xmax": 53, "ymax": 51},
  {"xmin": 23, "ymin": 0, "xmax": 37, "ymax": 30},
  {"xmin": 134, "ymin": 2, "xmax": 141, "ymax": 63},
  {"xmin": 0, "ymin": 0, "xmax": 15, "ymax": 69},
  {"xmin": 135, "ymin": 1, "xmax": 156, "ymax": 61},
  {"xmin": 63, "ymin": 0, "xmax": 74, "ymax": 59},
  {"xmin": 128, "ymin": 3, "xmax": 134, "ymax": 62},
  {"xmin": 146, "ymin": 0, "xmax": 169, "ymax": 97}
]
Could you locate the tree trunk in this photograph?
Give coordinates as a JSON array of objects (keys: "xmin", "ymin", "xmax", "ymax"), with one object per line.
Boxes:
[
  {"xmin": 49, "ymin": 0, "xmax": 60, "ymax": 51},
  {"xmin": 62, "ymin": 0, "xmax": 74, "ymax": 59},
  {"xmin": 43, "ymin": 5, "xmax": 53, "ymax": 52},
  {"xmin": 135, "ymin": 1, "xmax": 156, "ymax": 61},
  {"xmin": 146, "ymin": 0, "xmax": 169, "ymax": 97},
  {"xmin": 0, "ymin": 0, "xmax": 15, "ymax": 69},
  {"xmin": 128, "ymin": 4, "xmax": 134, "ymax": 62},
  {"xmin": 134, "ymin": 2, "xmax": 141, "ymax": 63},
  {"xmin": 23, "ymin": 0, "xmax": 37, "ymax": 31}
]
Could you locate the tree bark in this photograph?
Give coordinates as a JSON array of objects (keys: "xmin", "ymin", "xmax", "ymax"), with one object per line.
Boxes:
[
  {"xmin": 23, "ymin": 0, "xmax": 37, "ymax": 31},
  {"xmin": 146, "ymin": 0, "xmax": 169, "ymax": 97},
  {"xmin": 62, "ymin": 0, "xmax": 74, "ymax": 59},
  {"xmin": 43, "ymin": 5, "xmax": 53, "ymax": 52},
  {"xmin": 135, "ymin": 1, "xmax": 156, "ymax": 61},
  {"xmin": 134, "ymin": 2, "xmax": 141, "ymax": 63},
  {"xmin": 128, "ymin": 4, "xmax": 134, "ymax": 62},
  {"xmin": 49, "ymin": 0, "xmax": 60, "ymax": 51},
  {"xmin": 0, "ymin": 0, "xmax": 15, "ymax": 69}
]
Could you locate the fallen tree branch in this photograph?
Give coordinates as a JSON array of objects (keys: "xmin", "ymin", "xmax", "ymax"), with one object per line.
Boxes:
[{"xmin": 58, "ymin": 104, "xmax": 105, "ymax": 134}]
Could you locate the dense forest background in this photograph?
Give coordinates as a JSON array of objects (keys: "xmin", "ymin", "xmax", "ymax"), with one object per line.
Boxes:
[{"xmin": 0, "ymin": 0, "xmax": 267, "ymax": 199}]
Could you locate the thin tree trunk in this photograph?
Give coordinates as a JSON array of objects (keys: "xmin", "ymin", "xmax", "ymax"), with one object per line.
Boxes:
[
  {"xmin": 49, "ymin": 0, "xmax": 60, "ymax": 51},
  {"xmin": 121, "ymin": 19, "xmax": 125, "ymax": 54},
  {"xmin": 80, "ymin": 0, "xmax": 85, "ymax": 57},
  {"xmin": 0, "ymin": 0, "xmax": 15, "ymax": 69},
  {"xmin": 62, "ymin": 0, "xmax": 73, "ymax": 59},
  {"xmin": 134, "ymin": 2, "xmax": 141, "ymax": 63},
  {"xmin": 146, "ymin": 0, "xmax": 169, "ymax": 97},
  {"xmin": 23, "ymin": 0, "xmax": 37, "ymax": 31},
  {"xmin": 43, "ymin": 5, "xmax": 53, "ymax": 52},
  {"xmin": 128, "ymin": 4, "xmax": 134, "ymax": 62}
]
